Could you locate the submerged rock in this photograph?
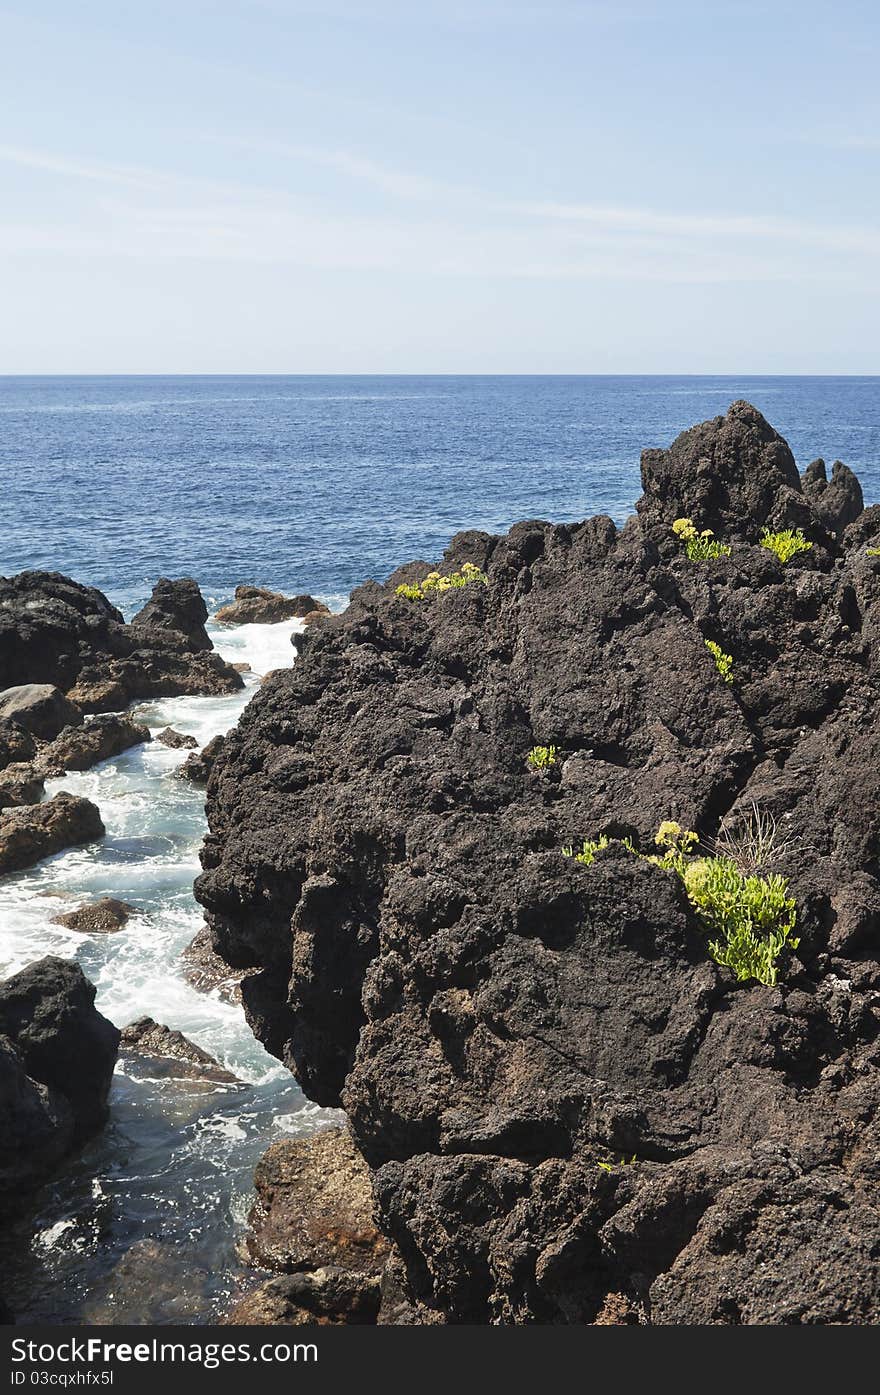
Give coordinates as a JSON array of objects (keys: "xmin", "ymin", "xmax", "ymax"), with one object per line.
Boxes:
[
  {"xmin": 224, "ymin": 1268, "xmax": 381, "ymax": 1326},
  {"xmin": 0, "ymin": 793, "xmax": 104, "ymax": 875},
  {"xmin": 81, "ymin": 1238, "xmax": 212, "ymax": 1325},
  {"xmin": 119, "ymin": 1017, "xmax": 241, "ymax": 1084},
  {"xmin": 51, "ymin": 898, "xmax": 135, "ymax": 934},
  {"xmin": 216, "ymin": 585, "xmax": 329, "ymax": 625},
  {"xmin": 156, "ymin": 726, "xmax": 198, "ymax": 749},
  {"xmin": 197, "ymin": 402, "xmax": 880, "ymax": 1324},
  {"xmin": 0, "ymin": 572, "xmax": 243, "ymax": 712},
  {"xmin": 0, "ymin": 957, "xmax": 119, "ymax": 1203}
]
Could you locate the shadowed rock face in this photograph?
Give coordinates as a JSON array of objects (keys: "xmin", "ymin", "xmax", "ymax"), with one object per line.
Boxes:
[
  {"xmin": 196, "ymin": 403, "xmax": 880, "ymax": 1323},
  {"xmin": 0, "ymin": 957, "xmax": 119, "ymax": 1206},
  {"xmin": 0, "ymin": 572, "xmax": 242, "ymax": 712}
]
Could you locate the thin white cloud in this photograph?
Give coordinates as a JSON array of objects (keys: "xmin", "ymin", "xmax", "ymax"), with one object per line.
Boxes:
[{"xmin": 1, "ymin": 139, "xmax": 879, "ymax": 283}]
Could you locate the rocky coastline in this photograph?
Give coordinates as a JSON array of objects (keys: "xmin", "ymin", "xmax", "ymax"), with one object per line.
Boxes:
[
  {"xmin": 4, "ymin": 402, "xmax": 880, "ymax": 1326},
  {"xmin": 195, "ymin": 402, "xmax": 880, "ymax": 1324}
]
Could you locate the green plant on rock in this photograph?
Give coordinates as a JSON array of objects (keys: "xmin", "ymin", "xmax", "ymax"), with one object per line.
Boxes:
[
  {"xmin": 759, "ymin": 527, "xmax": 812, "ymax": 563},
  {"xmin": 672, "ymin": 517, "xmax": 731, "ymax": 561},
  {"xmin": 395, "ymin": 561, "xmax": 489, "ymax": 601},
  {"xmin": 682, "ymin": 857, "xmax": 797, "ymax": 986},
  {"xmin": 705, "ymin": 638, "xmax": 734, "ymax": 684},
  {"xmin": 527, "ymin": 744, "xmax": 557, "ymax": 770},
  {"xmin": 562, "ymin": 834, "xmax": 610, "ymax": 866},
  {"xmin": 867, "ymin": 547, "xmax": 880, "ymax": 557},
  {"xmin": 563, "ymin": 818, "xmax": 798, "ymax": 985}
]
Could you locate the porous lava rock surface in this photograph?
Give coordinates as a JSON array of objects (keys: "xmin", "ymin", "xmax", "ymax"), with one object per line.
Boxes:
[
  {"xmin": 196, "ymin": 403, "xmax": 880, "ymax": 1324},
  {"xmin": 0, "ymin": 573, "xmax": 242, "ymax": 713}
]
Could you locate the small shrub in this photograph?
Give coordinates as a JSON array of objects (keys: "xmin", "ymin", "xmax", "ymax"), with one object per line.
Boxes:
[
  {"xmin": 563, "ymin": 818, "xmax": 798, "ymax": 985},
  {"xmin": 672, "ymin": 517, "xmax": 731, "ymax": 562},
  {"xmin": 562, "ymin": 834, "xmax": 610, "ymax": 866},
  {"xmin": 705, "ymin": 639, "xmax": 734, "ymax": 684},
  {"xmin": 759, "ymin": 527, "xmax": 812, "ymax": 563},
  {"xmin": 867, "ymin": 547, "xmax": 880, "ymax": 557},
  {"xmin": 682, "ymin": 857, "xmax": 798, "ymax": 985},
  {"xmin": 395, "ymin": 561, "xmax": 489, "ymax": 601},
  {"xmin": 527, "ymin": 744, "xmax": 557, "ymax": 770}
]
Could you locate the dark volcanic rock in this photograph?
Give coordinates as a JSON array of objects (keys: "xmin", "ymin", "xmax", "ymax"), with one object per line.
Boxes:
[
  {"xmin": 119, "ymin": 1017, "xmax": 241, "ymax": 1084},
  {"xmin": 180, "ymin": 923, "xmax": 245, "ymax": 1002},
  {"xmin": 179, "ymin": 734, "xmax": 225, "ymax": 786},
  {"xmin": 38, "ymin": 715, "xmax": 151, "ymax": 775},
  {"xmin": 0, "ymin": 793, "xmax": 104, "ymax": 875},
  {"xmin": 802, "ymin": 458, "xmax": 864, "ymax": 537},
  {"xmin": 130, "ymin": 577, "xmax": 212, "ymax": 651},
  {"xmin": 216, "ymin": 585, "xmax": 329, "ymax": 625},
  {"xmin": 0, "ymin": 957, "xmax": 119, "ymax": 1203},
  {"xmin": 246, "ymin": 1127, "xmax": 389, "ymax": 1276},
  {"xmin": 0, "ymin": 719, "xmax": 37, "ymax": 772},
  {"xmin": 52, "ymin": 898, "xmax": 135, "ymax": 934},
  {"xmin": 156, "ymin": 726, "xmax": 197, "ymax": 749},
  {"xmin": 196, "ymin": 402, "xmax": 880, "ymax": 1324},
  {"xmin": 0, "ymin": 685, "xmax": 82, "ymax": 741},
  {"xmin": 637, "ymin": 400, "xmax": 829, "ymax": 550},
  {"xmin": 0, "ymin": 571, "xmax": 242, "ymax": 712}
]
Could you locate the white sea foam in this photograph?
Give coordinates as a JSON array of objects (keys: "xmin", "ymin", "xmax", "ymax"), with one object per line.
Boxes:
[{"xmin": 0, "ymin": 615, "xmax": 304, "ymax": 1081}]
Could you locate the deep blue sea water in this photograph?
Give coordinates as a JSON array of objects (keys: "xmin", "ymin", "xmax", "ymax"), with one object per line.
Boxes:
[{"xmin": 2, "ymin": 376, "xmax": 879, "ymax": 616}]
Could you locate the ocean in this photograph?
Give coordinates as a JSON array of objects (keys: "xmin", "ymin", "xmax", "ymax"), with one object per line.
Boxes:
[
  {"xmin": 1, "ymin": 374, "xmax": 878, "ymax": 1322},
  {"xmin": 2, "ymin": 376, "xmax": 879, "ymax": 617}
]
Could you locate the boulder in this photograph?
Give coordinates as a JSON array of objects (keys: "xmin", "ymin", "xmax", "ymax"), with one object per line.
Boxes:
[
  {"xmin": 51, "ymin": 898, "xmax": 135, "ymax": 934},
  {"xmin": 179, "ymin": 735, "xmax": 225, "ymax": 786},
  {"xmin": 119, "ymin": 1017, "xmax": 241, "ymax": 1085},
  {"xmin": 0, "ymin": 793, "xmax": 104, "ymax": 875},
  {"xmin": 156, "ymin": 726, "xmax": 197, "ymax": 750},
  {"xmin": 0, "ymin": 957, "xmax": 119, "ymax": 1203},
  {"xmin": 195, "ymin": 403, "xmax": 880, "ymax": 1324},
  {"xmin": 180, "ymin": 924, "xmax": 245, "ymax": 1003},
  {"xmin": 215, "ymin": 585, "xmax": 329, "ymax": 625},
  {"xmin": 37, "ymin": 715, "xmax": 151, "ymax": 775},
  {"xmin": 246, "ymin": 1127, "xmax": 389, "ymax": 1276},
  {"xmin": 0, "ymin": 685, "xmax": 82, "ymax": 741},
  {"xmin": 130, "ymin": 577, "xmax": 212, "ymax": 651}
]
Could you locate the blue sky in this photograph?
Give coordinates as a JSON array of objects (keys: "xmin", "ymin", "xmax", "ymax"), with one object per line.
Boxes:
[{"xmin": 1, "ymin": 0, "xmax": 878, "ymax": 372}]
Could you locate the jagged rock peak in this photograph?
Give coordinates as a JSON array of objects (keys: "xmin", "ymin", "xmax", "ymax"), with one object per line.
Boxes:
[{"xmin": 637, "ymin": 399, "xmax": 851, "ymax": 548}]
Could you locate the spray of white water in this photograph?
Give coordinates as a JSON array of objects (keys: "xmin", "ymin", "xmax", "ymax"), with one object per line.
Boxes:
[{"xmin": 0, "ymin": 616, "xmax": 338, "ymax": 1324}]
